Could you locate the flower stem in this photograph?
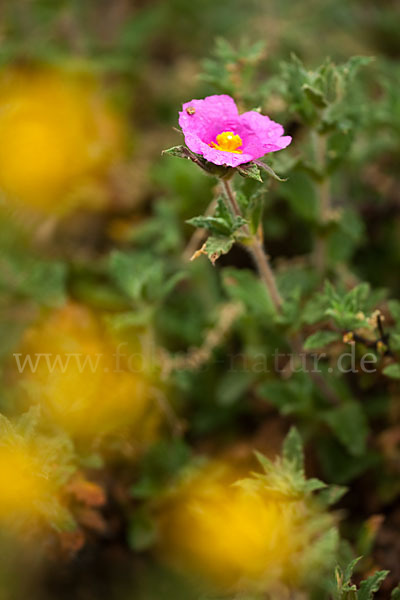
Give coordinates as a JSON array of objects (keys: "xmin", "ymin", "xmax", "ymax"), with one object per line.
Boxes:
[
  {"xmin": 221, "ymin": 178, "xmax": 243, "ymax": 220},
  {"xmin": 222, "ymin": 179, "xmax": 283, "ymax": 311},
  {"xmin": 222, "ymin": 179, "xmax": 339, "ymax": 405},
  {"xmin": 249, "ymin": 239, "xmax": 283, "ymax": 311}
]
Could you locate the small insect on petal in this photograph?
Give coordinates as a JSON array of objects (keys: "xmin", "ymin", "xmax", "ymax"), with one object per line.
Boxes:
[{"xmin": 186, "ymin": 106, "xmax": 196, "ymax": 115}]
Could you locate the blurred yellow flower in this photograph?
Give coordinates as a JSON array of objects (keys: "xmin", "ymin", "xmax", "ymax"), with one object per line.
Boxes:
[
  {"xmin": 156, "ymin": 461, "xmax": 335, "ymax": 593},
  {"xmin": 0, "ymin": 65, "xmax": 125, "ymax": 215},
  {"xmin": 0, "ymin": 443, "xmax": 53, "ymax": 522},
  {"xmin": 16, "ymin": 303, "xmax": 158, "ymax": 441}
]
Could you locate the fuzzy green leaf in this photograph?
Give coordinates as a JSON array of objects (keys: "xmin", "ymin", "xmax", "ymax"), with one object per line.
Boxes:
[
  {"xmin": 343, "ymin": 557, "xmax": 363, "ymax": 585},
  {"xmin": 383, "ymin": 363, "xmax": 400, "ymax": 379},
  {"xmin": 204, "ymin": 236, "xmax": 234, "ymax": 265},
  {"xmin": 303, "ymin": 330, "xmax": 340, "ymax": 350},
  {"xmin": 319, "ymin": 484, "xmax": 347, "ymax": 507},
  {"xmin": 162, "ymin": 145, "xmax": 191, "ymax": 159},
  {"xmin": 323, "ymin": 403, "xmax": 368, "ymax": 456},
  {"xmin": 357, "ymin": 570, "xmax": 389, "ymax": 600},
  {"xmin": 187, "ymin": 215, "xmax": 233, "ymax": 236},
  {"xmin": 237, "ymin": 162, "xmax": 263, "ymax": 182},
  {"xmin": 303, "ymin": 83, "xmax": 328, "ymax": 107},
  {"xmin": 222, "ymin": 267, "xmax": 275, "ymax": 317},
  {"xmin": 391, "ymin": 586, "xmax": 400, "ymax": 599},
  {"xmin": 303, "ymin": 477, "xmax": 327, "ymax": 493},
  {"xmin": 282, "ymin": 427, "xmax": 304, "ymax": 474},
  {"xmin": 254, "ymin": 160, "xmax": 287, "ymax": 182}
]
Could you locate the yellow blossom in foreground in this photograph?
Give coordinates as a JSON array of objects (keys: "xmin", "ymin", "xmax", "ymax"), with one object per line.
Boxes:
[
  {"xmin": 0, "ymin": 444, "xmax": 53, "ymax": 522},
  {"xmin": 0, "ymin": 65, "xmax": 125, "ymax": 215},
  {"xmin": 17, "ymin": 303, "xmax": 158, "ymax": 441},
  {"xmin": 156, "ymin": 454, "xmax": 337, "ymax": 593}
]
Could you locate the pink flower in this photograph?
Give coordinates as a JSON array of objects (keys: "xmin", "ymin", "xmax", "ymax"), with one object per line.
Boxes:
[{"xmin": 178, "ymin": 94, "xmax": 292, "ymax": 168}]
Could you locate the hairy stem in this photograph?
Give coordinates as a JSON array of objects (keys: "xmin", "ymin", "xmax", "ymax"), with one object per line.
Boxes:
[
  {"xmin": 222, "ymin": 179, "xmax": 283, "ymax": 311},
  {"xmin": 223, "ymin": 179, "xmax": 339, "ymax": 405},
  {"xmin": 222, "ymin": 178, "xmax": 243, "ymax": 220},
  {"xmin": 249, "ymin": 239, "xmax": 283, "ymax": 311}
]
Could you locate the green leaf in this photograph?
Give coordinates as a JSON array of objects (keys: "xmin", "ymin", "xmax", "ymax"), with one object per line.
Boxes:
[
  {"xmin": 282, "ymin": 427, "xmax": 304, "ymax": 474},
  {"xmin": 222, "ymin": 268, "xmax": 274, "ymax": 317},
  {"xmin": 186, "ymin": 215, "xmax": 232, "ymax": 236},
  {"xmin": 109, "ymin": 250, "xmax": 169, "ymax": 303},
  {"xmin": 302, "ymin": 84, "xmax": 328, "ymax": 107},
  {"xmin": 279, "ymin": 171, "xmax": 318, "ymax": 221},
  {"xmin": 187, "ymin": 196, "xmax": 247, "ymax": 238},
  {"xmin": 254, "ymin": 450, "xmax": 274, "ymax": 473},
  {"xmin": 258, "ymin": 373, "xmax": 314, "ymax": 417},
  {"xmin": 390, "ymin": 334, "xmax": 400, "ymax": 352},
  {"xmin": 162, "ymin": 144, "xmax": 227, "ymax": 176},
  {"xmin": 319, "ymin": 484, "xmax": 347, "ymax": 506},
  {"xmin": 254, "ymin": 160, "xmax": 287, "ymax": 182},
  {"xmin": 16, "ymin": 406, "xmax": 41, "ymax": 440},
  {"xmin": 388, "ymin": 300, "xmax": 400, "ymax": 323},
  {"xmin": 0, "ymin": 414, "xmax": 17, "ymax": 440},
  {"xmin": 216, "ymin": 371, "xmax": 255, "ymax": 406},
  {"xmin": 323, "ymin": 281, "xmax": 372, "ymax": 330},
  {"xmin": 340, "ymin": 56, "xmax": 374, "ymax": 81},
  {"xmin": 303, "ymin": 477, "xmax": 327, "ymax": 493},
  {"xmin": 344, "ymin": 283, "xmax": 371, "ymax": 313},
  {"xmin": 318, "ymin": 437, "xmax": 378, "ymax": 484},
  {"xmin": 162, "ymin": 145, "xmax": 191, "ymax": 159},
  {"xmin": 391, "ymin": 586, "xmax": 400, "ymax": 599},
  {"xmin": 357, "ymin": 570, "xmax": 389, "ymax": 600},
  {"xmin": 303, "ymin": 330, "xmax": 341, "ymax": 350},
  {"xmin": 323, "ymin": 403, "xmax": 368, "ymax": 456},
  {"xmin": 131, "ymin": 439, "xmax": 191, "ymax": 500},
  {"xmin": 383, "ymin": 363, "xmax": 400, "ymax": 379},
  {"xmin": 128, "ymin": 509, "xmax": 157, "ymax": 551},
  {"xmin": 204, "ymin": 235, "xmax": 234, "ymax": 265},
  {"xmin": 246, "ymin": 190, "xmax": 265, "ymax": 234},
  {"xmin": 161, "ymin": 271, "xmax": 187, "ymax": 299},
  {"xmin": 305, "ymin": 527, "xmax": 339, "ymax": 578},
  {"xmin": 237, "ymin": 162, "xmax": 263, "ymax": 182},
  {"xmin": 0, "ymin": 253, "xmax": 67, "ymax": 307},
  {"xmin": 343, "ymin": 557, "xmax": 363, "ymax": 585}
]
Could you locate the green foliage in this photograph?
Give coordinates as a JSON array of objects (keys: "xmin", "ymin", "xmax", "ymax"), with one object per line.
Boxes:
[
  {"xmin": 280, "ymin": 54, "xmax": 372, "ymax": 132},
  {"xmin": 322, "ymin": 281, "xmax": 372, "ymax": 330},
  {"xmin": 335, "ymin": 560, "xmax": 390, "ymax": 600},
  {"xmin": 334, "ymin": 559, "xmax": 389, "ymax": 600},
  {"xmin": 109, "ymin": 250, "xmax": 186, "ymax": 307},
  {"xmin": 187, "ymin": 197, "xmax": 247, "ymax": 237},
  {"xmin": 1, "ymin": 2, "xmax": 400, "ymax": 598},
  {"xmin": 391, "ymin": 586, "xmax": 400, "ymax": 600},
  {"xmin": 222, "ymin": 268, "xmax": 275, "ymax": 318},
  {"xmin": 237, "ymin": 162, "xmax": 263, "ymax": 182},
  {"xmin": 303, "ymin": 330, "xmax": 341, "ymax": 350},
  {"xmin": 383, "ymin": 363, "xmax": 400, "ymax": 379},
  {"xmin": 243, "ymin": 427, "xmax": 328, "ymax": 498},
  {"xmin": 200, "ymin": 38, "xmax": 266, "ymax": 107},
  {"xmin": 0, "ymin": 219, "xmax": 66, "ymax": 307},
  {"xmin": 323, "ymin": 403, "xmax": 368, "ymax": 457}
]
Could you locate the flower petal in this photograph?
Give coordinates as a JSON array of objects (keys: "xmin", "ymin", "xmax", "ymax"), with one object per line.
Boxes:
[
  {"xmin": 201, "ymin": 143, "xmax": 254, "ymax": 167},
  {"xmin": 179, "ymin": 95, "xmax": 239, "ymax": 142},
  {"xmin": 238, "ymin": 111, "xmax": 292, "ymax": 158},
  {"xmin": 239, "ymin": 111, "xmax": 284, "ymax": 136}
]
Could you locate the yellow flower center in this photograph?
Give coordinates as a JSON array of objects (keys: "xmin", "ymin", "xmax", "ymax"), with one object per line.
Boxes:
[{"xmin": 210, "ymin": 131, "xmax": 243, "ymax": 153}]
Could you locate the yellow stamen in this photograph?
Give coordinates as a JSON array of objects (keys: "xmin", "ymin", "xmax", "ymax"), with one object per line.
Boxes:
[{"xmin": 210, "ymin": 131, "xmax": 243, "ymax": 153}]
